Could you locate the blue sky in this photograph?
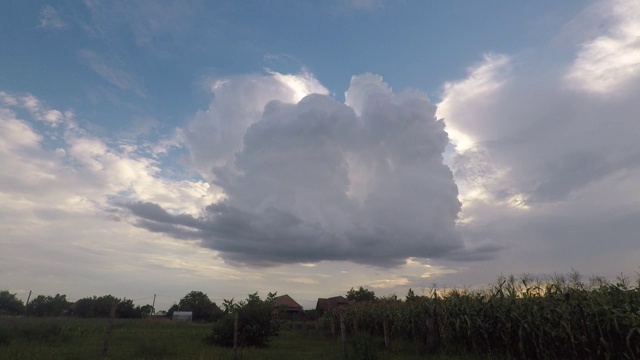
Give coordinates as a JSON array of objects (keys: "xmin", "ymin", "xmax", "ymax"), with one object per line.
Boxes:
[
  {"xmin": 0, "ymin": 1, "xmax": 585, "ymax": 129},
  {"xmin": 1, "ymin": 0, "xmax": 640, "ymax": 311}
]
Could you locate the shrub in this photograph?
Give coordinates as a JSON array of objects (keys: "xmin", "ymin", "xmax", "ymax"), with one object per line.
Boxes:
[
  {"xmin": 207, "ymin": 292, "xmax": 280, "ymax": 348},
  {"xmin": 26, "ymin": 294, "xmax": 70, "ymax": 317},
  {"xmin": 0, "ymin": 290, "xmax": 24, "ymax": 315},
  {"xmin": 73, "ymin": 295, "xmax": 143, "ymax": 318}
]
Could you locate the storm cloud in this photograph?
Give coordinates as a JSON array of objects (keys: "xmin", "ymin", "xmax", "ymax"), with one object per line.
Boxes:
[{"xmin": 125, "ymin": 73, "xmax": 467, "ymax": 267}]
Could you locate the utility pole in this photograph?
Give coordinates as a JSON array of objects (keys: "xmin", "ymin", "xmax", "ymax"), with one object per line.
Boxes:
[
  {"xmin": 25, "ymin": 290, "xmax": 32, "ymax": 314},
  {"xmin": 152, "ymin": 294, "xmax": 156, "ymax": 315}
]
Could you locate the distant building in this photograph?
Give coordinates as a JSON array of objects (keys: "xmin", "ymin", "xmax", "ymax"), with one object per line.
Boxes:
[
  {"xmin": 316, "ymin": 296, "xmax": 350, "ymax": 315},
  {"xmin": 172, "ymin": 311, "xmax": 192, "ymax": 322},
  {"xmin": 272, "ymin": 294, "xmax": 303, "ymax": 319}
]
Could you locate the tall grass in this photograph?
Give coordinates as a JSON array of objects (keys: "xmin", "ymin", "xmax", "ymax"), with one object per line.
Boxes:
[
  {"xmin": 0, "ymin": 317, "xmax": 471, "ymax": 360},
  {"xmin": 323, "ymin": 271, "xmax": 640, "ymax": 359}
]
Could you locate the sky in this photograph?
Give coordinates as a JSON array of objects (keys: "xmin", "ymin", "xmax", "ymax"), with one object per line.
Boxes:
[{"xmin": 1, "ymin": 0, "xmax": 639, "ymax": 311}]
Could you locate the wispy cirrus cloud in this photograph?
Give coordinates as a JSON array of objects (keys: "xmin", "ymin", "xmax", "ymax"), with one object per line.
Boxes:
[
  {"xmin": 78, "ymin": 50, "xmax": 146, "ymax": 97},
  {"xmin": 38, "ymin": 5, "xmax": 67, "ymax": 30}
]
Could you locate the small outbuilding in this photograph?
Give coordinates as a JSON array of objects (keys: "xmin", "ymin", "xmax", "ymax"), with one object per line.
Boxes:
[{"xmin": 172, "ymin": 311, "xmax": 193, "ymax": 322}]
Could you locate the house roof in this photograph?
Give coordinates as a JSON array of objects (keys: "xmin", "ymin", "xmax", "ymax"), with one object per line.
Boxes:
[
  {"xmin": 273, "ymin": 294, "xmax": 302, "ymax": 310},
  {"xmin": 316, "ymin": 295, "xmax": 350, "ymax": 311}
]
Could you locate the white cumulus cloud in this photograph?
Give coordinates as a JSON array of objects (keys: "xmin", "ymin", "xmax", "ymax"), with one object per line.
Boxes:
[{"xmin": 126, "ymin": 72, "xmax": 473, "ymax": 267}]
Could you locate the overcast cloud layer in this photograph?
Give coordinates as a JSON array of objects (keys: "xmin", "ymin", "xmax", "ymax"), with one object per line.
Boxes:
[{"xmin": 126, "ymin": 73, "xmax": 465, "ymax": 267}]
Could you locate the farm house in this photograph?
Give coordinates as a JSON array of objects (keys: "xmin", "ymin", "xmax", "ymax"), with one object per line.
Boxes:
[
  {"xmin": 271, "ymin": 294, "xmax": 303, "ymax": 319},
  {"xmin": 315, "ymin": 296, "xmax": 350, "ymax": 315}
]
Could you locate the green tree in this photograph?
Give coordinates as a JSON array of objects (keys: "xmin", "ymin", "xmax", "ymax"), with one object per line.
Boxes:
[
  {"xmin": 208, "ymin": 292, "xmax": 280, "ymax": 347},
  {"xmin": 166, "ymin": 303, "xmax": 179, "ymax": 318},
  {"xmin": 0, "ymin": 290, "xmax": 24, "ymax": 315},
  {"xmin": 26, "ymin": 294, "xmax": 69, "ymax": 317},
  {"xmin": 74, "ymin": 295, "xmax": 118, "ymax": 318},
  {"xmin": 177, "ymin": 291, "xmax": 222, "ymax": 322},
  {"xmin": 346, "ymin": 286, "xmax": 377, "ymax": 302},
  {"xmin": 140, "ymin": 304, "xmax": 155, "ymax": 317},
  {"xmin": 117, "ymin": 298, "xmax": 142, "ymax": 318},
  {"xmin": 73, "ymin": 295, "xmax": 142, "ymax": 318}
]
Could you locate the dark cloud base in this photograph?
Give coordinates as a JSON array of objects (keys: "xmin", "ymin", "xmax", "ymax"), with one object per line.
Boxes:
[{"xmin": 125, "ymin": 201, "xmax": 465, "ymax": 267}]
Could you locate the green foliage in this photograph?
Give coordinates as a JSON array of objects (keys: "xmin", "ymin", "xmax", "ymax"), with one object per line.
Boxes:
[
  {"xmin": 0, "ymin": 317, "xmax": 498, "ymax": 359},
  {"xmin": 0, "ymin": 317, "xmax": 215, "ymax": 358},
  {"xmin": 117, "ymin": 298, "xmax": 143, "ymax": 319},
  {"xmin": 177, "ymin": 291, "xmax": 222, "ymax": 322},
  {"xmin": 405, "ymin": 288, "xmax": 416, "ymax": 302},
  {"xmin": 74, "ymin": 295, "xmax": 116, "ymax": 318},
  {"xmin": 0, "ymin": 290, "xmax": 24, "ymax": 316},
  {"xmin": 347, "ymin": 286, "xmax": 377, "ymax": 303},
  {"xmin": 26, "ymin": 294, "xmax": 70, "ymax": 317},
  {"xmin": 208, "ymin": 292, "xmax": 280, "ymax": 348},
  {"xmin": 0, "ymin": 318, "xmax": 76, "ymax": 347},
  {"xmin": 166, "ymin": 303, "xmax": 179, "ymax": 318},
  {"xmin": 73, "ymin": 295, "xmax": 143, "ymax": 318},
  {"xmin": 349, "ymin": 333, "xmax": 381, "ymax": 360},
  {"xmin": 304, "ymin": 309, "xmax": 320, "ymax": 321},
  {"xmin": 140, "ymin": 304, "xmax": 155, "ymax": 317},
  {"xmin": 324, "ymin": 272, "xmax": 640, "ymax": 359}
]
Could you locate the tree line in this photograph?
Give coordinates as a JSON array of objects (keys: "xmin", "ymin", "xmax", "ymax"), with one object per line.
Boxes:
[{"xmin": 0, "ymin": 290, "xmax": 223, "ymax": 321}]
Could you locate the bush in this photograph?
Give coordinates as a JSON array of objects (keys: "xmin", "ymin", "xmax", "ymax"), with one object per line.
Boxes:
[
  {"xmin": 73, "ymin": 295, "xmax": 143, "ymax": 318},
  {"xmin": 0, "ymin": 290, "xmax": 24, "ymax": 315},
  {"xmin": 207, "ymin": 292, "xmax": 280, "ymax": 348},
  {"xmin": 26, "ymin": 294, "xmax": 70, "ymax": 317}
]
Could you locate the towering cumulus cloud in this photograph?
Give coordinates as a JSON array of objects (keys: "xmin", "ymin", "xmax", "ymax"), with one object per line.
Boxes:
[{"xmin": 126, "ymin": 72, "xmax": 462, "ymax": 267}]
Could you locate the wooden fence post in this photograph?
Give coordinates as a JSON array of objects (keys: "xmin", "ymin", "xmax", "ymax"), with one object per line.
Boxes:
[
  {"xmin": 331, "ymin": 316, "xmax": 336, "ymax": 339},
  {"xmin": 353, "ymin": 316, "xmax": 358, "ymax": 334},
  {"xmin": 233, "ymin": 311, "xmax": 239, "ymax": 360},
  {"xmin": 383, "ymin": 315, "xmax": 391, "ymax": 350},
  {"xmin": 102, "ymin": 301, "xmax": 117, "ymax": 356},
  {"xmin": 339, "ymin": 311, "xmax": 347, "ymax": 359}
]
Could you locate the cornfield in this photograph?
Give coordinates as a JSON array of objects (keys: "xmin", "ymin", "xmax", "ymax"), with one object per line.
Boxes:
[{"xmin": 322, "ymin": 272, "xmax": 640, "ymax": 359}]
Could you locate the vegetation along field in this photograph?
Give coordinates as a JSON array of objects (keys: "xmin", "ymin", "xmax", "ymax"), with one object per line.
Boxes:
[{"xmin": 1, "ymin": 271, "xmax": 639, "ymax": 359}]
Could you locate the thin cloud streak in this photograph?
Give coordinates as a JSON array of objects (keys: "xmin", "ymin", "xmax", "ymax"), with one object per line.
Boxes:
[
  {"xmin": 38, "ymin": 5, "xmax": 67, "ymax": 30},
  {"xmin": 78, "ymin": 50, "xmax": 147, "ymax": 97}
]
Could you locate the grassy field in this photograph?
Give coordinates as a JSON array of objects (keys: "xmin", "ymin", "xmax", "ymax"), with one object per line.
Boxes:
[{"xmin": 0, "ymin": 316, "xmax": 496, "ymax": 360}]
